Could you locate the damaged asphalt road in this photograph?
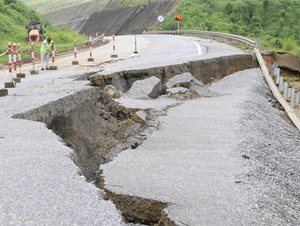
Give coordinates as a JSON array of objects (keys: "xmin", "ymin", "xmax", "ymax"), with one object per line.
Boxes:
[
  {"xmin": 101, "ymin": 68, "xmax": 300, "ymax": 225},
  {"xmin": 1, "ymin": 35, "xmax": 299, "ymax": 225}
]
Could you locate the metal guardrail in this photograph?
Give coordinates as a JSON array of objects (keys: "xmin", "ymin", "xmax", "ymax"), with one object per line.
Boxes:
[
  {"xmin": 92, "ymin": 34, "xmax": 105, "ymax": 44},
  {"xmin": 143, "ymin": 30, "xmax": 257, "ymax": 48},
  {"xmin": 254, "ymin": 48, "xmax": 300, "ymax": 130}
]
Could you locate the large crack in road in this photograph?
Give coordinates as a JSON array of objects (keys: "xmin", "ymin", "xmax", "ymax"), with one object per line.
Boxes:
[{"xmin": 8, "ymin": 55, "xmax": 299, "ymax": 225}]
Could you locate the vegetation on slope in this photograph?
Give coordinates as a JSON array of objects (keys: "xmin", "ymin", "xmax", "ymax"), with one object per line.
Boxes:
[
  {"xmin": 161, "ymin": 0, "xmax": 300, "ymax": 57},
  {"xmin": 22, "ymin": 0, "xmax": 94, "ymax": 14},
  {"xmin": 0, "ymin": 0, "xmax": 88, "ymax": 63}
]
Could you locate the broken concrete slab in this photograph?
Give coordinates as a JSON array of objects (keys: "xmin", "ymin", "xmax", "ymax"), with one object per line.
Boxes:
[
  {"xmin": 124, "ymin": 76, "xmax": 164, "ymax": 99},
  {"xmin": 166, "ymin": 72, "xmax": 204, "ymax": 89},
  {"xmin": 72, "ymin": 61, "xmax": 79, "ymax": 65},
  {"xmin": 166, "ymin": 87, "xmax": 189, "ymax": 97},
  {"xmin": 189, "ymin": 80, "xmax": 210, "ymax": 97}
]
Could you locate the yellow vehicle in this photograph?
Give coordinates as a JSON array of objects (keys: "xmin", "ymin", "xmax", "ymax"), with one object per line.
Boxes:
[{"xmin": 24, "ymin": 21, "xmax": 47, "ymax": 43}]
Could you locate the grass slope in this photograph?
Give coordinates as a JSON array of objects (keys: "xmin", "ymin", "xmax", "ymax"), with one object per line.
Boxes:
[
  {"xmin": 0, "ymin": 0, "xmax": 88, "ymax": 63},
  {"xmin": 161, "ymin": 0, "xmax": 300, "ymax": 57},
  {"xmin": 21, "ymin": 0, "xmax": 95, "ymax": 14}
]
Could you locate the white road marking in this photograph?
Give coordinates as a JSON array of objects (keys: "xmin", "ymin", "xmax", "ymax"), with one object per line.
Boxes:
[
  {"xmin": 191, "ymin": 40, "xmax": 202, "ymax": 55},
  {"xmin": 128, "ymin": 54, "xmax": 135, "ymax": 58},
  {"xmin": 143, "ymin": 45, "xmax": 147, "ymax": 49}
]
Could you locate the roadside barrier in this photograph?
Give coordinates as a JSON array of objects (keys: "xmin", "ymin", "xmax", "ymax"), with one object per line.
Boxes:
[
  {"xmin": 29, "ymin": 42, "xmax": 39, "ymax": 74},
  {"xmin": 134, "ymin": 35, "xmax": 138, "ymax": 54},
  {"xmin": 87, "ymin": 36, "xmax": 94, "ymax": 62},
  {"xmin": 72, "ymin": 39, "xmax": 79, "ymax": 65},
  {"xmin": 254, "ymin": 48, "xmax": 300, "ymax": 130},
  {"xmin": 49, "ymin": 41, "xmax": 58, "ymax": 70},
  {"xmin": 0, "ymin": 50, "xmax": 8, "ymax": 57},
  {"xmin": 4, "ymin": 41, "xmax": 15, "ymax": 88},
  {"xmin": 143, "ymin": 30, "xmax": 256, "ymax": 49},
  {"xmin": 13, "ymin": 43, "xmax": 20, "ymax": 83},
  {"xmin": 0, "ymin": 49, "xmax": 8, "ymax": 96},
  {"xmin": 111, "ymin": 44, "xmax": 118, "ymax": 58},
  {"xmin": 0, "ymin": 50, "xmax": 8, "ymax": 97},
  {"xmin": 17, "ymin": 43, "xmax": 25, "ymax": 78},
  {"xmin": 0, "ymin": 34, "xmax": 104, "ymax": 95},
  {"xmin": 113, "ymin": 35, "xmax": 115, "ymax": 41}
]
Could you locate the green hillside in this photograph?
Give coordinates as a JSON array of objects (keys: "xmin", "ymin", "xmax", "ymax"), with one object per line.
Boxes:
[
  {"xmin": 162, "ymin": 0, "xmax": 300, "ymax": 57},
  {"xmin": 0, "ymin": 0, "xmax": 88, "ymax": 63}
]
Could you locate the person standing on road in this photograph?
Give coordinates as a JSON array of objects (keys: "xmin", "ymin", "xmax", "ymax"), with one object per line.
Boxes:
[{"xmin": 40, "ymin": 37, "xmax": 52, "ymax": 70}]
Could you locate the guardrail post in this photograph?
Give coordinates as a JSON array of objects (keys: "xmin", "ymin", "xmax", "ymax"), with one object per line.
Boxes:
[
  {"xmin": 72, "ymin": 39, "xmax": 79, "ymax": 65},
  {"xmin": 12, "ymin": 43, "xmax": 20, "ymax": 83},
  {"xmin": 288, "ymin": 88, "xmax": 292, "ymax": 98},
  {"xmin": 291, "ymin": 88, "xmax": 295, "ymax": 108},
  {"xmin": 5, "ymin": 41, "xmax": 15, "ymax": 88},
  {"xmin": 0, "ymin": 46, "xmax": 9, "ymax": 95},
  {"xmin": 87, "ymin": 36, "xmax": 94, "ymax": 62},
  {"xmin": 255, "ymin": 39, "xmax": 261, "ymax": 50},
  {"xmin": 134, "ymin": 35, "xmax": 138, "ymax": 54},
  {"xmin": 96, "ymin": 32, "xmax": 98, "ymax": 37},
  {"xmin": 275, "ymin": 68, "xmax": 280, "ymax": 84},
  {"xmin": 29, "ymin": 42, "xmax": 39, "ymax": 74},
  {"xmin": 17, "ymin": 43, "xmax": 25, "ymax": 78},
  {"xmin": 111, "ymin": 45, "xmax": 118, "ymax": 58},
  {"xmin": 296, "ymin": 94, "xmax": 300, "ymax": 104},
  {"xmin": 284, "ymin": 82, "xmax": 288, "ymax": 99},
  {"xmin": 279, "ymin": 77, "xmax": 284, "ymax": 92},
  {"xmin": 49, "ymin": 41, "xmax": 58, "ymax": 70}
]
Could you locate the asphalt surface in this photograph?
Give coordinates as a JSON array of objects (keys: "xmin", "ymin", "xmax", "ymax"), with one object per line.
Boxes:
[
  {"xmin": 101, "ymin": 68, "xmax": 260, "ymax": 225},
  {"xmin": 0, "ymin": 35, "xmax": 257, "ymax": 225}
]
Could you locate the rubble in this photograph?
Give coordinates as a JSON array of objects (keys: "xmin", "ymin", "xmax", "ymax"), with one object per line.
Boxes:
[{"xmin": 123, "ymin": 76, "xmax": 164, "ymax": 99}]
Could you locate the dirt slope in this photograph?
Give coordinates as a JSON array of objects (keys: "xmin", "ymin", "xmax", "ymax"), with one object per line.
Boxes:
[
  {"xmin": 42, "ymin": 0, "xmax": 110, "ymax": 25},
  {"xmin": 42, "ymin": 0, "xmax": 179, "ymax": 36},
  {"xmin": 80, "ymin": 0, "xmax": 178, "ymax": 36}
]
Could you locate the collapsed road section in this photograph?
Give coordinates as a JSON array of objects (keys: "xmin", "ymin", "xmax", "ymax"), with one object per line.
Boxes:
[
  {"xmin": 7, "ymin": 31, "xmax": 299, "ymax": 224},
  {"xmin": 4, "ymin": 51, "xmax": 258, "ymax": 225}
]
